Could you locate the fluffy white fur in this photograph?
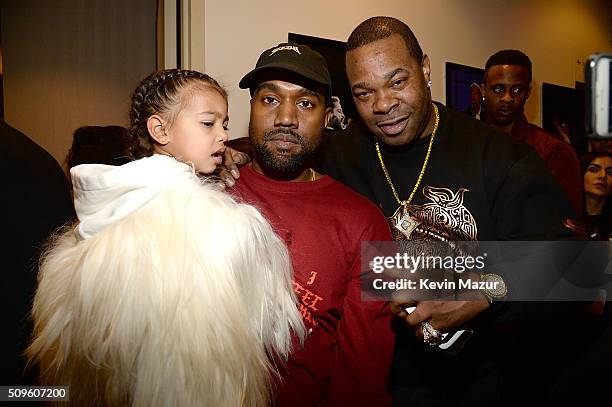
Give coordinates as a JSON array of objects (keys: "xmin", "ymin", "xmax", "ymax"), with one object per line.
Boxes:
[{"xmin": 28, "ymin": 177, "xmax": 304, "ymax": 406}]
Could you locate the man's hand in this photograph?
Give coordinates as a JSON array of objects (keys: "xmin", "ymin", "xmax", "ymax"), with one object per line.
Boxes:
[
  {"xmin": 216, "ymin": 147, "xmax": 251, "ymax": 189},
  {"xmin": 390, "ymin": 299, "xmax": 489, "ymax": 339}
]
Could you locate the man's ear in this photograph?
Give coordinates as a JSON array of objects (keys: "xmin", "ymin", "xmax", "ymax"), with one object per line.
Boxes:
[
  {"xmin": 324, "ymin": 107, "xmax": 334, "ymax": 129},
  {"xmin": 147, "ymin": 114, "xmax": 169, "ymax": 145},
  {"xmin": 421, "ymin": 54, "xmax": 431, "ymax": 84},
  {"xmin": 479, "ymin": 84, "xmax": 486, "ymax": 99}
]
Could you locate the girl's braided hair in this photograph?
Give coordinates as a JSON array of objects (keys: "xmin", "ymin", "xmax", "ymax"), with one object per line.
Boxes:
[{"xmin": 128, "ymin": 69, "xmax": 227, "ymax": 159}]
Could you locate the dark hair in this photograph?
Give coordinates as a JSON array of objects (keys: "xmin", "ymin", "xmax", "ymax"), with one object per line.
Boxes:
[
  {"xmin": 128, "ymin": 69, "xmax": 227, "ymax": 159},
  {"xmin": 579, "ymin": 152, "xmax": 612, "ymax": 239},
  {"xmin": 346, "ymin": 16, "xmax": 423, "ymax": 61},
  {"xmin": 579, "ymin": 152, "xmax": 612, "ymax": 176},
  {"xmin": 65, "ymin": 125, "xmax": 131, "ymax": 170},
  {"xmin": 485, "ymin": 50, "xmax": 532, "ymax": 82}
]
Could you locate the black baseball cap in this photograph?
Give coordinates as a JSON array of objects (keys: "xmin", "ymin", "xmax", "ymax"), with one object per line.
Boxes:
[{"xmin": 239, "ymin": 42, "xmax": 331, "ymax": 98}]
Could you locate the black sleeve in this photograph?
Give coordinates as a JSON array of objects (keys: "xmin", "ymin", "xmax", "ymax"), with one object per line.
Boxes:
[
  {"xmin": 1, "ymin": 123, "xmax": 75, "ymax": 384},
  {"xmin": 485, "ymin": 143, "xmax": 576, "ymax": 240}
]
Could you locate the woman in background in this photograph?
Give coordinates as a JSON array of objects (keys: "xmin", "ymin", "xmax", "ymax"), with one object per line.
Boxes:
[{"xmin": 580, "ymin": 152, "xmax": 611, "ymax": 240}]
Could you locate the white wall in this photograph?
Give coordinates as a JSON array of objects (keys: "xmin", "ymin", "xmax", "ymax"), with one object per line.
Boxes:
[
  {"xmin": 1, "ymin": 0, "xmax": 157, "ymax": 164},
  {"xmin": 2, "ymin": 1, "xmax": 609, "ymax": 162},
  {"xmin": 202, "ymin": 0, "xmax": 612, "ymax": 139}
]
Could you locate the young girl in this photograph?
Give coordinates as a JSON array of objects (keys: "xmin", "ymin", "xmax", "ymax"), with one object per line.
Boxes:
[{"xmin": 28, "ymin": 69, "xmax": 304, "ymax": 406}]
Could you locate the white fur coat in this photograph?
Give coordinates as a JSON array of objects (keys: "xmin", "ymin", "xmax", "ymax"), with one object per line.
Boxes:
[{"xmin": 28, "ymin": 155, "xmax": 304, "ymax": 406}]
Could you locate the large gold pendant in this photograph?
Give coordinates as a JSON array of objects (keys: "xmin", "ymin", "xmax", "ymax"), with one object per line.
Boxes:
[{"xmin": 389, "ymin": 204, "xmax": 420, "ymax": 240}]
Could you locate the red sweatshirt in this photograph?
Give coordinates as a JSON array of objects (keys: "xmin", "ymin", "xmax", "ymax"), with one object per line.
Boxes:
[
  {"xmin": 231, "ymin": 165, "xmax": 394, "ymax": 407},
  {"xmin": 511, "ymin": 113, "xmax": 583, "ymax": 215}
]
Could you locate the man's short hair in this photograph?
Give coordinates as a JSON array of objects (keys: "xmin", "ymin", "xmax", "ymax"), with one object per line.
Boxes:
[
  {"xmin": 485, "ymin": 50, "xmax": 532, "ymax": 82},
  {"xmin": 346, "ymin": 16, "xmax": 423, "ymax": 61}
]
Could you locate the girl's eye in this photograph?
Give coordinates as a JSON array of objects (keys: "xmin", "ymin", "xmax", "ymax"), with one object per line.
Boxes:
[{"xmin": 202, "ymin": 122, "xmax": 214, "ymax": 127}]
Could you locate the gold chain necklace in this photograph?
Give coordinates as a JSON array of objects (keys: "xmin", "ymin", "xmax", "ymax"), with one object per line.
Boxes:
[{"xmin": 375, "ymin": 103, "xmax": 439, "ymax": 207}]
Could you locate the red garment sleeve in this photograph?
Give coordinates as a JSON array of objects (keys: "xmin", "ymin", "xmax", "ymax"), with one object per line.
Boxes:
[
  {"xmin": 327, "ymin": 216, "xmax": 395, "ymax": 407},
  {"xmin": 546, "ymin": 142, "xmax": 583, "ymax": 216}
]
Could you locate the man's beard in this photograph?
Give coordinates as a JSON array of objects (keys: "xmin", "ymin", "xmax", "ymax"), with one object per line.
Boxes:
[{"xmin": 251, "ymin": 127, "xmax": 317, "ymax": 180}]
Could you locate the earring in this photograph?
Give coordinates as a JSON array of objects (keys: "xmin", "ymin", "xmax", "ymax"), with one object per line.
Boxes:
[
  {"xmin": 161, "ymin": 137, "xmax": 167, "ymax": 144},
  {"xmin": 427, "ymin": 80, "xmax": 432, "ymax": 88}
]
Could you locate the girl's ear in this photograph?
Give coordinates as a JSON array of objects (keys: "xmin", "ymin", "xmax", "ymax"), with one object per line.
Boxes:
[{"xmin": 147, "ymin": 114, "xmax": 169, "ymax": 145}]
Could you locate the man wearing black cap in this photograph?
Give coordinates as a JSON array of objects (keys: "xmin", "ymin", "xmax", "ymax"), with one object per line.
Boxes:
[{"xmin": 231, "ymin": 42, "xmax": 395, "ymax": 406}]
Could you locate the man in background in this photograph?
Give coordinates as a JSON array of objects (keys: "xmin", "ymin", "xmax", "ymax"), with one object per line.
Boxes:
[
  {"xmin": 463, "ymin": 82, "xmax": 484, "ymax": 120},
  {"xmin": 482, "ymin": 50, "xmax": 583, "ymax": 214}
]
